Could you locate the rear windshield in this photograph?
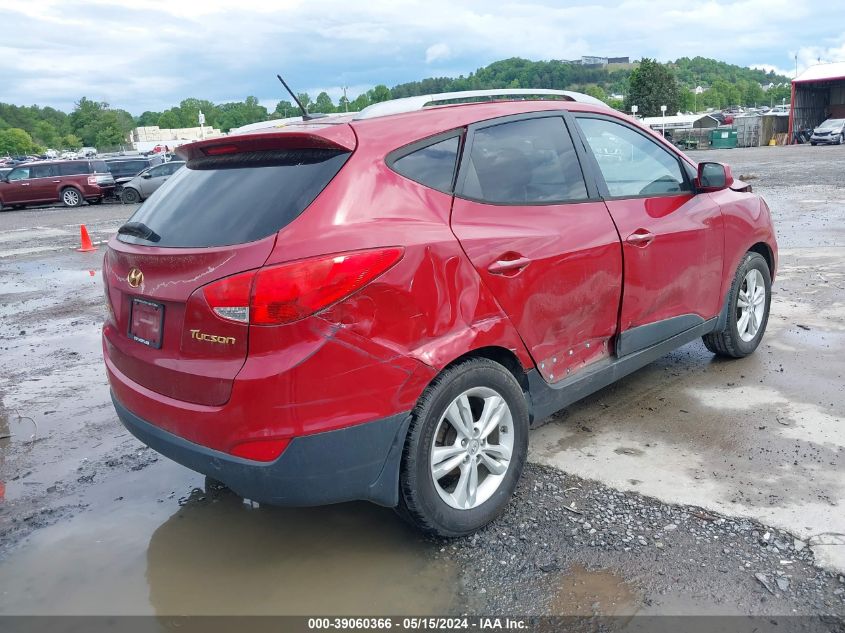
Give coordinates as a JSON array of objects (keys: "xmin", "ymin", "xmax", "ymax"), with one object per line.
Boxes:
[{"xmin": 118, "ymin": 149, "xmax": 350, "ymax": 248}]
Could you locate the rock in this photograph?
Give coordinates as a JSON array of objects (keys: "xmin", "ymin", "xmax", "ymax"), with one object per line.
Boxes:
[
  {"xmin": 755, "ymin": 573, "xmax": 776, "ymax": 595},
  {"xmin": 774, "ymin": 539, "xmax": 789, "ymax": 551},
  {"xmin": 776, "ymin": 577, "xmax": 789, "ymax": 592},
  {"xmin": 793, "ymin": 539, "xmax": 807, "ymax": 552},
  {"xmin": 664, "ymin": 524, "xmax": 677, "ymax": 531}
]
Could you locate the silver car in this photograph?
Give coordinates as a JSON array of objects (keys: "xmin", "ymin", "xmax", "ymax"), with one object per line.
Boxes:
[
  {"xmin": 120, "ymin": 161, "xmax": 185, "ymax": 203},
  {"xmin": 810, "ymin": 118, "xmax": 845, "ymax": 145}
]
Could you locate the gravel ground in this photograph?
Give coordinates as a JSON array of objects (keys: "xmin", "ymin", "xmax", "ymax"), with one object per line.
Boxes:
[{"xmin": 443, "ymin": 464, "xmax": 845, "ymax": 619}]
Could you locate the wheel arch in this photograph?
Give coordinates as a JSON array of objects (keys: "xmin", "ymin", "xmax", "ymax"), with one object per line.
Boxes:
[
  {"xmin": 438, "ymin": 345, "xmax": 530, "ymax": 393},
  {"xmin": 748, "ymin": 242, "xmax": 774, "ymax": 278}
]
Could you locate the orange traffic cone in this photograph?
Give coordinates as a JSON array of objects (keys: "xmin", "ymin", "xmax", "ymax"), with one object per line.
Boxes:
[{"xmin": 77, "ymin": 225, "xmax": 97, "ymax": 252}]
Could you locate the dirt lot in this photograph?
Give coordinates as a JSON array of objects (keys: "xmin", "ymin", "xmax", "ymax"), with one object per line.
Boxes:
[{"xmin": 0, "ymin": 145, "xmax": 844, "ymax": 622}]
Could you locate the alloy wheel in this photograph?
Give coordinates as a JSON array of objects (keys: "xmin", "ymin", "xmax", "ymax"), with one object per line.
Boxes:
[
  {"xmin": 63, "ymin": 189, "xmax": 80, "ymax": 206},
  {"xmin": 430, "ymin": 387, "xmax": 514, "ymax": 510},
  {"xmin": 736, "ymin": 269, "xmax": 766, "ymax": 342}
]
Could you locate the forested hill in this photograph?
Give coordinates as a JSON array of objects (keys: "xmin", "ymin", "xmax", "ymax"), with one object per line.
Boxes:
[
  {"xmin": 391, "ymin": 56, "xmax": 791, "ymax": 99},
  {"xmin": 0, "ymin": 55, "xmax": 793, "ymax": 155}
]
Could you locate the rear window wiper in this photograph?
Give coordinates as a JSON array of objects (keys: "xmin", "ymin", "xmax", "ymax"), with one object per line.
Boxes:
[{"xmin": 118, "ymin": 221, "xmax": 161, "ymax": 243}]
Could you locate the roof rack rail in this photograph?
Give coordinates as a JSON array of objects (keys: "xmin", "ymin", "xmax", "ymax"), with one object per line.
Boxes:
[{"xmin": 353, "ymin": 88, "xmax": 608, "ymax": 120}]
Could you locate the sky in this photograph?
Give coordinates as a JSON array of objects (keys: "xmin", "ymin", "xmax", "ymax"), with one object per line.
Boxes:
[{"xmin": 1, "ymin": 0, "xmax": 844, "ymax": 115}]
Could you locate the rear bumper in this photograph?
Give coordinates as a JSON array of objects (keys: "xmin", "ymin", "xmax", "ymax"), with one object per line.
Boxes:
[{"xmin": 112, "ymin": 392, "xmax": 411, "ymax": 507}]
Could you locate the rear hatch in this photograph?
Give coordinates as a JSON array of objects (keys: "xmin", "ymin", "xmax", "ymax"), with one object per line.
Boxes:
[
  {"xmin": 103, "ymin": 125, "xmax": 356, "ymax": 406},
  {"xmin": 90, "ymin": 159, "xmax": 115, "ymax": 187}
]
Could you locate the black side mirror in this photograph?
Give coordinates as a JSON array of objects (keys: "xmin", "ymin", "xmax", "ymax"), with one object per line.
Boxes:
[{"xmin": 695, "ymin": 162, "xmax": 734, "ymax": 192}]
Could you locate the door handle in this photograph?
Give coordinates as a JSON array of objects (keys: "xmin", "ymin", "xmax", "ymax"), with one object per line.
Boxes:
[
  {"xmin": 52, "ymin": 180, "xmax": 61, "ymax": 183},
  {"xmin": 488, "ymin": 255, "xmax": 531, "ymax": 274},
  {"xmin": 20, "ymin": 182, "xmax": 30, "ymax": 186},
  {"xmin": 626, "ymin": 230, "xmax": 655, "ymax": 247}
]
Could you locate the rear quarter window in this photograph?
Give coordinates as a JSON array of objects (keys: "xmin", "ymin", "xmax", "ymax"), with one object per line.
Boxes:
[
  {"xmin": 390, "ymin": 136, "xmax": 460, "ymax": 193},
  {"xmin": 118, "ymin": 149, "xmax": 350, "ymax": 248},
  {"xmin": 58, "ymin": 162, "xmax": 88, "ymax": 176}
]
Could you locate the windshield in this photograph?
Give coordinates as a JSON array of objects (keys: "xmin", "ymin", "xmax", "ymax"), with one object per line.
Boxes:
[{"xmin": 818, "ymin": 119, "xmax": 845, "ymax": 130}]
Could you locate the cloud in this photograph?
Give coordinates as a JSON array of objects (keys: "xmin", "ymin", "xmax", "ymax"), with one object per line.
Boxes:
[
  {"xmin": 425, "ymin": 43, "xmax": 452, "ymax": 64},
  {"xmin": 1, "ymin": 1, "xmax": 843, "ymax": 114}
]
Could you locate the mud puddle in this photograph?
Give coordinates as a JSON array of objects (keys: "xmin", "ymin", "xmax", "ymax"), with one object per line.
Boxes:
[
  {"xmin": 551, "ymin": 564, "xmax": 638, "ymax": 616},
  {"xmin": 0, "ymin": 461, "xmax": 459, "ymax": 615}
]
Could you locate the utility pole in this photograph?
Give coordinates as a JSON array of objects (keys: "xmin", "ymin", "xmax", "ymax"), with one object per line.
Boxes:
[{"xmin": 342, "ymin": 86, "xmax": 349, "ymax": 112}]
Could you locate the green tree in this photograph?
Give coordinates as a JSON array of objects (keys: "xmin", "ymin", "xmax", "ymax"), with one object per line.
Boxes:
[
  {"xmin": 367, "ymin": 85, "xmax": 391, "ymax": 103},
  {"xmin": 62, "ymin": 134, "xmax": 82, "ymax": 150},
  {"xmin": 94, "ymin": 110, "xmax": 129, "ymax": 149},
  {"xmin": 136, "ymin": 111, "xmax": 161, "ymax": 127},
  {"xmin": 157, "ymin": 110, "xmax": 181, "ymax": 129},
  {"xmin": 0, "ymin": 128, "xmax": 37, "ymax": 155},
  {"xmin": 177, "ymin": 98, "xmax": 219, "ymax": 128},
  {"xmin": 273, "ymin": 100, "xmax": 295, "ymax": 118},
  {"xmin": 32, "ymin": 120, "xmax": 60, "ymax": 148},
  {"xmin": 314, "ymin": 92, "xmax": 335, "ymax": 113},
  {"xmin": 296, "ymin": 93, "xmax": 312, "ymax": 112},
  {"xmin": 678, "ymin": 87, "xmax": 695, "ymax": 112},
  {"xmin": 583, "ymin": 85, "xmax": 608, "ymax": 102},
  {"xmin": 624, "ymin": 59, "xmax": 680, "ymax": 117},
  {"xmin": 350, "ymin": 94, "xmax": 370, "ymax": 112}
]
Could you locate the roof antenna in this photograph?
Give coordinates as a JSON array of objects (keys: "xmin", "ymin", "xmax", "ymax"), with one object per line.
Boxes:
[{"xmin": 276, "ymin": 74, "xmax": 321, "ymax": 121}]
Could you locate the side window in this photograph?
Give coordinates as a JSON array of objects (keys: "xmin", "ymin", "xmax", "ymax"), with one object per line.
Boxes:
[
  {"xmin": 167, "ymin": 162, "xmax": 185, "ymax": 175},
  {"xmin": 392, "ymin": 136, "xmax": 459, "ymax": 193},
  {"xmin": 146, "ymin": 165, "xmax": 167, "ymax": 178},
  {"xmin": 577, "ymin": 117, "xmax": 690, "ymax": 197},
  {"xmin": 58, "ymin": 162, "xmax": 87, "ymax": 176},
  {"xmin": 7, "ymin": 167, "xmax": 31, "ymax": 181},
  {"xmin": 462, "ymin": 117, "xmax": 588, "ymax": 204},
  {"xmin": 31, "ymin": 164, "xmax": 59, "ymax": 178}
]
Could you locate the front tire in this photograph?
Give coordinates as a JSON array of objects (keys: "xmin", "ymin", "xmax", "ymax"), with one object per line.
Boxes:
[
  {"xmin": 703, "ymin": 252, "xmax": 771, "ymax": 358},
  {"xmin": 397, "ymin": 358, "xmax": 529, "ymax": 537},
  {"xmin": 121, "ymin": 188, "xmax": 141, "ymax": 204},
  {"xmin": 61, "ymin": 187, "xmax": 82, "ymax": 207}
]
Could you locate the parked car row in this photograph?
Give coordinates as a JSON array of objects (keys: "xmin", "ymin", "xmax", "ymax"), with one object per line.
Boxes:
[{"xmin": 0, "ymin": 156, "xmax": 184, "ymax": 210}]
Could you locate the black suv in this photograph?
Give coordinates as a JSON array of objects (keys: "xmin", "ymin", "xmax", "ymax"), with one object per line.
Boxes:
[{"xmin": 105, "ymin": 156, "xmax": 164, "ymax": 188}]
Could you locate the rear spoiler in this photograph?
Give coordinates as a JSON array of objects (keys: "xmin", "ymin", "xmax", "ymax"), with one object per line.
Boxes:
[{"xmin": 176, "ymin": 125, "xmax": 357, "ymax": 162}]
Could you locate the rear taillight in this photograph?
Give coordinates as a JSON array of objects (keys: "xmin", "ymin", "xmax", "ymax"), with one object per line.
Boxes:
[
  {"xmin": 202, "ymin": 247, "xmax": 403, "ymax": 326},
  {"xmin": 203, "ymin": 270, "xmax": 253, "ymax": 323}
]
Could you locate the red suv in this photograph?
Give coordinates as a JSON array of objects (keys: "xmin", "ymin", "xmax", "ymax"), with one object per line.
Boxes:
[
  {"xmin": 103, "ymin": 90, "xmax": 777, "ymax": 536},
  {"xmin": 0, "ymin": 159, "xmax": 115, "ymax": 209}
]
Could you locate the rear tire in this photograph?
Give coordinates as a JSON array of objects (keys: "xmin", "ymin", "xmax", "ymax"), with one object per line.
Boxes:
[
  {"xmin": 396, "ymin": 358, "xmax": 528, "ymax": 537},
  {"xmin": 121, "ymin": 188, "xmax": 141, "ymax": 204},
  {"xmin": 61, "ymin": 187, "xmax": 82, "ymax": 207},
  {"xmin": 703, "ymin": 252, "xmax": 771, "ymax": 358}
]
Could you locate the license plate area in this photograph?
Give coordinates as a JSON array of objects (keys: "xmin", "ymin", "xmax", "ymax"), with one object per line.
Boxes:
[{"xmin": 129, "ymin": 298, "xmax": 164, "ymax": 348}]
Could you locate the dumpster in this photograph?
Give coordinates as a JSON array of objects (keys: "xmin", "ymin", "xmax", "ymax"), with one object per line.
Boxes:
[{"xmin": 710, "ymin": 127, "xmax": 738, "ymax": 149}]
